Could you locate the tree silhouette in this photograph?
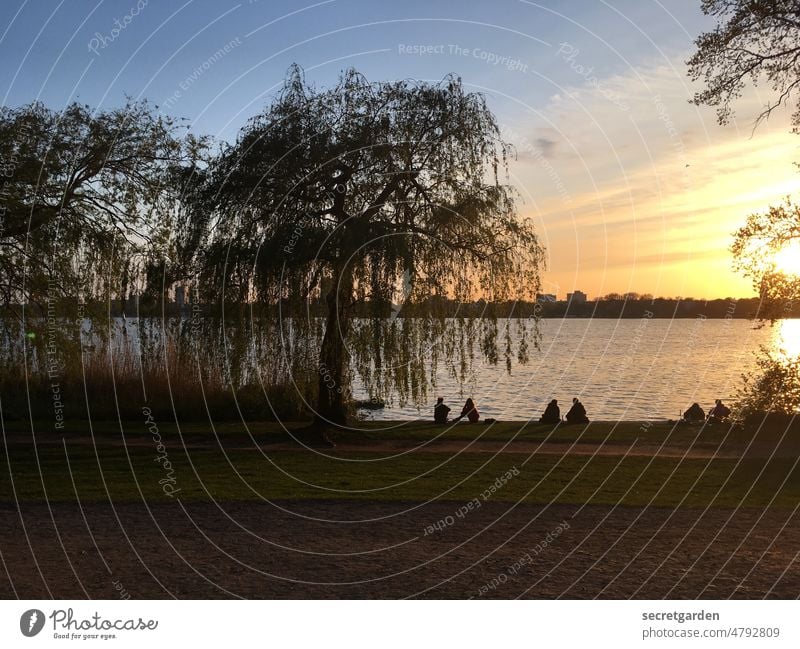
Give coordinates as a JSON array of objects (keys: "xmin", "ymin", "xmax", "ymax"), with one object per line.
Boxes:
[
  {"xmin": 732, "ymin": 199, "xmax": 800, "ymax": 313},
  {"xmin": 0, "ymin": 100, "xmax": 200, "ymax": 315},
  {"xmin": 689, "ymin": 1, "xmax": 800, "ymax": 416},
  {"xmin": 193, "ymin": 66, "xmax": 543, "ymax": 427},
  {"xmin": 688, "ymin": 0, "xmax": 800, "ymax": 131}
]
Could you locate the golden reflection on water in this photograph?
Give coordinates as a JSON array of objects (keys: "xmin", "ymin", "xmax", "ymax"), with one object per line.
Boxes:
[{"xmin": 771, "ymin": 319, "xmax": 800, "ymax": 360}]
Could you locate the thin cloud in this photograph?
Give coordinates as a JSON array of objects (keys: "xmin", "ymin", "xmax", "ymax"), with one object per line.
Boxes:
[{"xmin": 507, "ymin": 53, "xmax": 799, "ymax": 298}]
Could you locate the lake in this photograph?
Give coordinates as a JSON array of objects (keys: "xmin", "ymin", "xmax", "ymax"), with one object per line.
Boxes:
[{"xmin": 356, "ymin": 318, "xmax": 799, "ymax": 421}]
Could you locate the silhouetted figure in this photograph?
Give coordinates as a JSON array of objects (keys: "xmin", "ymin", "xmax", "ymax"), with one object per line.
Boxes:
[
  {"xmin": 458, "ymin": 398, "xmax": 480, "ymax": 423},
  {"xmin": 683, "ymin": 402, "xmax": 705, "ymax": 423},
  {"xmin": 434, "ymin": 397, "xmax": 450, "ymax": 424},
  {"xmin": 708, "ymin": 399, "xmax": 731, "ymax": 423},
  {"xmin": 565, "ymin": 397, "xmax": 589, "ymax": 423},
  {"xmin": 539, "ymin": 399, "xmax": 560, "ymax": 424}
]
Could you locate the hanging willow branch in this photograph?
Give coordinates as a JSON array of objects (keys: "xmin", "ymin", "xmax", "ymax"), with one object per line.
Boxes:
[{"xmin": 186, "ymin": 65, "xmax": 545, "ymax": 423}]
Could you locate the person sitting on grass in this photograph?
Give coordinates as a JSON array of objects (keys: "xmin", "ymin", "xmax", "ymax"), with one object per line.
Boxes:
[
  {"xmin": 682, "ymin": 402, "xmax": 705, "ymax": 423},
  {"xmin": 457, "ymin": 398, "xmax": 480, "ymax": 423},
  {"xmin": 707, "ymin": 399, "xmax": 731, "ymax": 423},
  {"xmin": 434, "ymin": 397, "xmax": 450, "ymax": 424},
  {"xmin": 539, "ymin": 399, "xmax": 560, "ymax": 424},
  {"xmin": 565, "ymin": 397, "xmax": 589, "ymax": 423}
]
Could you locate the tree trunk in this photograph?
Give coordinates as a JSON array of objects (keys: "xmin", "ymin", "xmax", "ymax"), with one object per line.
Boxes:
[{"xmin": 314, "ymin": 268, "xmax": 352, "ymax": 427}]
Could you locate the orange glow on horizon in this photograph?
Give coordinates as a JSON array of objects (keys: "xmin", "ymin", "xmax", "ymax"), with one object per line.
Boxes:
[{"xmin": 524, "ymin": 132, "xmax": 800, "ymax": 301}]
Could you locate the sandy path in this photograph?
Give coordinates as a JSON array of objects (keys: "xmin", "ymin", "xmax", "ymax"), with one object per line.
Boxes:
[{"xmin": 1, "ymin": 501, "xmax": 798, "ymax": 599}]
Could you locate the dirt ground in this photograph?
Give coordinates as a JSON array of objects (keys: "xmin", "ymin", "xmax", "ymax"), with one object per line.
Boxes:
[{"xmin": 1, "ymin": 500, "xmax": 797, "ymax": 599}]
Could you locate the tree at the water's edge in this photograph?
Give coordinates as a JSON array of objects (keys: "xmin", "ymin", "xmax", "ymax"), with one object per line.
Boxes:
[
  {"xmin": 191, "ymin": 66, "xmax": 544, "ymax": 429},
  {"xmin": 688, "ymin": 0, "xmax": 800, "ymax": 313},
  {"xmin": 689, "ymin": 0, "xmax": 800, "ymax": 416}
]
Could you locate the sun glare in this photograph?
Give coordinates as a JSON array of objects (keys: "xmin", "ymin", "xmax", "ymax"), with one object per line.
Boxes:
[
  {"xmin": 772, "ymin": 318, "xmax": 800, "ymax": 361},
  {"xmin": 772, "ymin": 239, "xmax": 800, "ymax": 276}
]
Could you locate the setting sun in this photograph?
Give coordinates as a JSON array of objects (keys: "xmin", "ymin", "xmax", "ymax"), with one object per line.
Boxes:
[{"xmin": 772, "ymin": 239, "xmax": 800, "ymax": 276}]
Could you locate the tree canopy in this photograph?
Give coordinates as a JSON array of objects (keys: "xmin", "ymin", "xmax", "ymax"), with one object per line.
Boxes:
[
  {"xmin": 191, "ymin": 66, "xmax": 544, "ymax": 425},
  {"xmin": 0, "ymin": 100, "xmax": 202, "ymax": 315},
  {"xmin": 731, "ymin": 199, "xmax": 800, "ymax": 311},
  {"xmin": 688, "ymin": 0, "xmax": 800, "ymax": 130},
  {"xmin": 689, "ymin": 1, "xmax": 800, "ymax": 417},
  {"xmin": 0, "ymin": 68, "xmax": 544, "ymax": 429}
]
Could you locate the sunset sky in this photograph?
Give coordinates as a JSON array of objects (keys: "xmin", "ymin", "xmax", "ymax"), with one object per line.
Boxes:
[{"xmin": 2, "ymin": 0, "xmax": 798, "ymax": 299}]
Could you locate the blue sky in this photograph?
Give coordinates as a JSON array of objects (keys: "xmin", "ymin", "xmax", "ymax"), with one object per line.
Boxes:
[
  {"xmin": 0, "ymin": 0, "xmax": 709, "ymax": 139},
  {"xmin": 3, "ymin": 0, "xmax": 797, "ymax": 298}
]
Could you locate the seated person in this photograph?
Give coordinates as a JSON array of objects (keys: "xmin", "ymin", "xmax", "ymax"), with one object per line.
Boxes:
[
  {"xmin": 458, "ymin": 398, "xmax": 480, "ymax": 423},
  {"xmin": 434, "ymin": 397, "xmax": 450, "ymax": 424},
  {"xmin": 708, "ymin": 399, "xmax": 731, "ymax": 422},
  {"xmin": 565, "ymin": 397, "xmax": 589, "ymax": 423},
  {"xmin": 539, "ymin": 399, "xmax": 560, "ymax": 424},
  {"xmin": 682, "ymin": 402, "xmax": 705, "ymax": 422}
]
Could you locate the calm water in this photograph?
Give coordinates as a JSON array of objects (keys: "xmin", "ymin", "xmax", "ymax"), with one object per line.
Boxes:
[
  {"xmin": 356, "ymin": 318, "xmax": 800, "ymax": 421},
  {"xmin": 11, "ymin": 315, "xmax": 796, "ymax": 422}
]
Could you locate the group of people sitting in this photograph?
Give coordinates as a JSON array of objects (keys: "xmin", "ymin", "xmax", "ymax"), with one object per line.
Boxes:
[
  {"xmin": 539, "ymin": 398, "xmax": 589, "ymax": 424},
  {"xmin": 434, "ymin": 397, "xmax": 480, "ymax": 424},
  {"xmin": 433, "ymin": 396, "xmax": 590, "ymax": 424},
  {"xmin": 682, "ymin": 399, "xmax": 731, "ymax": 424},
  {"xmin": 434, "ymin": 395, "xmax": 732, "ymax": 425}
]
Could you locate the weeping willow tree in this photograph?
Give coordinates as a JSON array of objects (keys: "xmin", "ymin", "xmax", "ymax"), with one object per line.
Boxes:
[{"xmin": 192, "ymin": 66, "xmax": 544, "ymax": 427}]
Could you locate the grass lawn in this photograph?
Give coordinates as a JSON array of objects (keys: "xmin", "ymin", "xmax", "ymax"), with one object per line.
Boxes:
[
  {"xmin": 2, "ymin": 419, "xmax": 799, "ymax": 508},
  {"xmin": 15, "ymin": 417, "xmax": 792, "ymax": 447}
]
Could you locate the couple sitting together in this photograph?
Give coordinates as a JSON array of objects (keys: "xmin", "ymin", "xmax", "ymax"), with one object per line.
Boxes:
[
  {"xmin": 682, "ymin": 399, "xmax": 731, "ymax": 424},
  {"xmin": 434, "ymin": 397, "xmax": 479, "ymax": 424},
  {"xmin": 539, "ymin": 398, "xmax": 589, "ymax": 424}
]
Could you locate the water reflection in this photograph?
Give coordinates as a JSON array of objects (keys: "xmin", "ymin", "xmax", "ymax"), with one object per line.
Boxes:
[{"xmin": 771, "ymin": 319, "xmax": 800, "ymax": 361}]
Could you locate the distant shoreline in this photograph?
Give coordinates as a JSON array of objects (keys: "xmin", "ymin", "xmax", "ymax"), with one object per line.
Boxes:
[{"xmin": 10, "ymin": 295, "xmax": 799, "ymax": 319}]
